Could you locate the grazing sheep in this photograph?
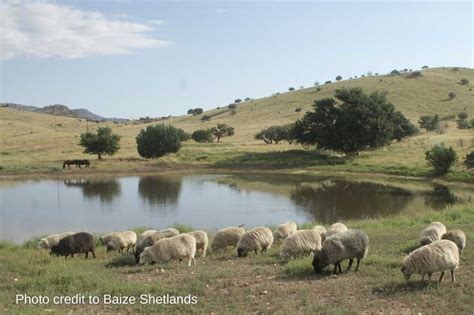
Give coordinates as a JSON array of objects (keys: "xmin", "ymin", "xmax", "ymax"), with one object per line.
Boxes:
[
  {"xmin": 187, "ymin": 230, "xmax": 209, "ymax": 257},
  {"xmin": 134, "ymin": 231, "xmax": 168, "ymax": 263},
  {"xmin": 37, "ymin": 232, "xmax": 75, "ymax": 250},
  {"xmin": 211, "ymin": 226, "xmax": 246, "ymax": 251},
  {"xmin": 99, "ymin": 232, "xmax": 120, "ymax": 245},
  {"xmin": 106, "ymin": 231, "xmax": 137, "ymax": 253},
  {"xmin": 50, "ymin": 232, "xmax": 96, "ymax": 259},
  {"xmin": 159, "ymin": 228, "xmax": 180, "ymax": 238},
  {"xmin": 280, "ymin": 230, "xmax": 322, "ymax": 261},
  {"xmin": 313, "ymin": 225, "xmax": 327, "ymax": 241},
  {"xmin": 420, "ymin": 221, "xmax": 447, "ymax": 245},
  {"xmin": 442, "ymin": 230, "xmax": 466, "ymax": 255},
  {"xmin": 139, "ymin": 234, "xmax": 196, "ymax": 267},
  {"xmin": 273, "ymin": 221, "xmax": 297, "ymax": 241},
  {"xmin": 325, "ymin": 223, "xmax": 348, "ymax": 238},
  {"xmin": 237, "ymin": 227, "xmax": 273, "ymax": 257},
  {"xmin": 401, "ymin": 239, "xmax": 459, "ymax": 283},
  {"xmin": 312, "ymin": 229, "xmax": 369, "ymax": 275}
]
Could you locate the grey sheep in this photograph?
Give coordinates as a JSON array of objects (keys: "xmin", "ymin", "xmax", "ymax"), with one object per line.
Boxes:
[
  {"xmin": 441, "ymin": 230, "xmax": 466, "ymax": 255},
  {"xmin": 420, "ymin": 221, "xmax": 446, "ymax": 245},
  {"xmin": 312, "ymin": 229, "xmax": 369, "ymax": 275}
]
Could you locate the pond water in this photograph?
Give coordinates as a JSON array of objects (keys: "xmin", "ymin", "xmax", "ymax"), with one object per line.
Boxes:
[{"xmin": 1, "ymin": 174, "xmax": 472, "ymax": 243}]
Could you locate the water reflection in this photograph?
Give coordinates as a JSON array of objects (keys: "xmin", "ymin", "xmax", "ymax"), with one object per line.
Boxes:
[
  {"xmin": 64, "ymin": 179, "xmax": 121, "ymax": 203},
  {"xmin": 138, "ymin": 176, "xmax": 182, "ymax": 207},
  {"xmin": 290, "ymin": 180, "xmax": 415, "ymax": 222},
  {"xmin": 424, "ymin": 184, "xmax": 459, "ymax": 210}
]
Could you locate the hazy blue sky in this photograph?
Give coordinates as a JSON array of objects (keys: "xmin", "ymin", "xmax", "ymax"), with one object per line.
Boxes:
[{"xmin": 1, "ymin": 1, "xmax": 472, "ymax": 119}]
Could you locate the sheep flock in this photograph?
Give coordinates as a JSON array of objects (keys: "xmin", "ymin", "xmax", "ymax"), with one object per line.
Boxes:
[{"xmin": 38, "ymin": 220, "xmax": 466, "ymax": 284}]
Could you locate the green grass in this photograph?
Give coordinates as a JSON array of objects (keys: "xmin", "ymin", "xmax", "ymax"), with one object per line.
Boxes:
[{"xmin": 1, "ymin": 202, "xmax": 474, "ymax": 313}]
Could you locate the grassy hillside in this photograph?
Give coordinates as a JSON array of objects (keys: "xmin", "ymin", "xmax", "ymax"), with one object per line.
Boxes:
[
  {"xmin": 1, "ymin": 202, "xmax": 473, "ymax": 313},
  {"xmin": 0, "ymin": 67, "xmax": 473, "ymax": 180}
]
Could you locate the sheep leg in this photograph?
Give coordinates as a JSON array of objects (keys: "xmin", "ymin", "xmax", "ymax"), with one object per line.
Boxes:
[
  {"xmin": 338, "ymin": 263, "xmax": 342, "ymax": 274},
  {"xmin": 92, "ymin": 250, "xmax": 96, "ymax": 259},
  {"xmin": 439, "ymin": 271, "xmax": 445, "ymax": 283},
  {"xmin": 85, "ymin": 252, "xmax": 89, "ymax": 259},
  {"xmin": 451, "ymin": 269, "xmax": 455, "ymax": 282},
  {"xmin": 333, "ymin": 264, "xmax": 338, "ymax": 275},
  {"xmin": 346, "ymin": 259, "xmax": 354, "ymax": 272},
  {"xmin": 422, "ymin": 273, "xmax": 426, "ymax": 281},
  {"xmin": 254, "ymin": 249, "xmax": 258, "ymax": 254},
  {"xmin": 187, "ymin": 256, "xmax": 193, "ymax": 267},
  {"xmin": 354, "ymin": 258, "xmax": 361, "ymax": 272},
  {"xmin": 192, "ymin": 257, "xmax": 196, "ymax": 266}
]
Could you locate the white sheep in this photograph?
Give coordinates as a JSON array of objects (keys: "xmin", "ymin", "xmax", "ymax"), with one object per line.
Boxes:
[
  {"xmin": 134, "ymin": 231, "xmax": 169, "ymax": 263},
  {"xmin": 106, "ymin": 231, "xmax": 137, "ymax": 253},
  {"xmin": 136, "ymin": 230, "xmax": 159, "ymax": 250},
  {"xmin": 325, "ymin": 223, "xmax": 348, "ymax": 238},
  {"xmin": 37, "ymin": 232, "xmax": 76, "ymax": 250},
  {"xmin": 401, "ymin": 239, "xmax": 459, "ymax": 283},
  {"xmin": 159, "ymin": 228, "xmax": 180, "ymax": 238},
  {"xmin": 99, "ymin": 232, "xmax": 120, "ymax": 245},
  {"xmin": 313, "ymin": 229, "xmax": 369, "ymax": 274},
  {"xmin": 187, "ymin": 230, "xmax": 209, "ymax": 257},
  {"xmin": 211, "ymin": 226, "xmax": 246, "ymax": 251},
  {"xmin": 273, "ymin": 221, "xmax": 297, "ymax": 241},
  {"xmin": 313, "ymin": 225, "xmax": 327, "ymax": 241},
  {"xmin": 442, "ymin": 230, "xmax": 466, "ymax": 255},
  {"xmin": 237, "ymin": 227, "xmax": 273, "ymax": 257},
  {"xmin": 420, "ymin": 221, "xmax": 447, "ymax": 245},
  {"xmin": 139, "ymin": 234, "xmax": 196, "ymax": 267},
  {"xmin": 280, "ymin": 229, "xmax": 322, "ymax": 261}
]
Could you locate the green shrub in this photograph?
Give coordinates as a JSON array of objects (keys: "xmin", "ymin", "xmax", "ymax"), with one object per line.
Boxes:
[
  {"xmin": 192, "ymin": 129, "xmax": 214, "ymax": 143},
  {"xmin": 419, "ymin": 115, "xmax": 440, "ymax": 132},
  {"xmin": 459, "ymin": 78, "xmax": 469, "ymax": 85},
  {"xmin": 255, "ymin": 125, "xmax": 294, "ymax": 144},
  {"xmin": 136, "ymin": 125, "xmax": 182, "ymax": 158},
  {"xmin": 425, "ymin": 144, "xmax": 458, "ymax": 175},
  {"xmin": 458, "ymin": 112, "xmax": 468, "ymax": 120},
  {"xmin": 177, "ymin": 128, "xmax": 191, "ymax": 141},
  {"xmin": 448, "ymin": 92, "xmax": 456, "ymax": 100},
  {"xmin": 464, "ymin": 151, "xmax": 474, "ymax": 169},
  {"xmin": 210, "ymin": 124, "xmax": 235, "ymax": 142},
  {"xmin": 79, "ymin": 127, "xmax": 121, "ymax": 159}
]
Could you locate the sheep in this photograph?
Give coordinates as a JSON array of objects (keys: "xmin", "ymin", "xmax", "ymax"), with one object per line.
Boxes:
[
  {"xmin": 159, "ymin": 228, "xmax": 180, "ymax": 238},
  {"xmin": 442, "ymin": 230, "xmax": 466, "ymax": 255},
  {"xmin": 37, "ymin": 232, "xmax": 75, "ymax": 250},
  {"xmin": 420, "ymin": 221, "xmax": 447, "ymax": 245},
  {"xmin": 325, "ymin": 223, "xmax": 348, "ymax": 238},
  {"xmin": 313, "ymin": 225, "xmax": 327, "ymax": 241},
  {"xmin": 50, "ymin": 232, "xmax": 96, "ymax": 259},
  {"xmin": 273, "ymin": 221, "xmax": 297, "ymax": 241},
  {"xmin": 210, "ymin": 226, "xmax": 246, "ymax": 251},
  {"xmin": 401, "ymin": 239, "xmax": 459, "ymax": 283},
  {"xmin": 106, "ymin": 231, "xmax": 137, "ymax": 253},
  {"xmin": 134, "ymin": 231, "xmax": 168, "ymax": 263},
  {"xmin": 312, "ymin": 229, "xmax": 369, "ymax": 275},
  {"xmin": 139, "ymin": 234, "xmax": 196, "ymax": 267},
  {"xmin": 280, "ymin": 230, "xmax": 322, "ymax": 261},
  {"xmin": 236, "ymin": 227, "xmax": 273, "ymax": 257},
  {"xmin": 99, "ymin": 232, "xmax": 120, "ymax": 245},
  {"xmin": 187, "ymin": 230, "xmax": 209, "ymax": 257}
]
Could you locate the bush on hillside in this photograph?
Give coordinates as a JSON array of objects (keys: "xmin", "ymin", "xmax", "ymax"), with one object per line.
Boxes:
[
  {"xmin": 192, "ymin": 129, "xmax": 214, "ymax": 143},
  {"xmin": 79, "ymin": 127, "xmax": 121, "ymax": 159},
  {"xmin": 336, "ymin": 75, "xmax": 342, "ymax": 82},
  {"xmin": 457, "ymin": 119, "xmax": 471, "ymax": 129},
  {"xmin": 177, "ymin": 128, "xmax": 191, "ymax": 141},
  {"xmin": 448, "ymin": 92, "xmax": 456, "ymax": 100},
  {"xmin": 406, "ymin": 71, "xmax": 422, "ymax": 79},
  {"xmin": 228, "ymin": 103, "xmax": 237, "ymax": 110},
  {"xmin": 201, "ymin": 115, "xmax": 211, "ymax": 121},
  {"xmin": 255, "ymin": 125, "xmax": 293, "ymax": 144},
  {"xmin": 460, "ymin": 78, "xmax": 469, "ymax": 85},
  {"xmin": 291, "ymin": 88, "xmax": 416, "ymax": 155},
  {"xmin": 288, "ymin": 87, "xmax": 295, "ymax": 91},
  {"xmin": 425, "ymin": 144, "xmax": 457, "ymax": 175},
  {"xmin": 419, "ymin": 115, "xmax": 440, "ymax": 132},
  {"xmin": 457, "ymin": 112, "xmax": 468, "ymax": 120},
  {"xmin": 210, "ymin": 124, "xmax": 235, "ymax": 142},
  {"xmin": 465, "ymin": 151, "xmax": 474, "ymax": 169},
  {"xmin": 136, "ymin": 125, "xmax": 182, "ymax": 158}
]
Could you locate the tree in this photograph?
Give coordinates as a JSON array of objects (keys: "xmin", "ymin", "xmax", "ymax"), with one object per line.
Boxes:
[
  {"xmin": 390, "ymin": 69, "xmax": 401, "ymax": 75},
  {"xmin": 79, "ymin": 127, "xmax": 121, "ymax": 159},
  {"xmin": 448, "ymin": 92, "xmax": 456, "ymax": 100},
  {"xmin": 187, "ymin": 109, "xmax": 194, "ymax": 115},
  {"xmin": 255, "ymin": 125, "xmax": 293, "ymax": 144},
  {"xmin": 177, "ymin": 128, "xmax": 191, "ymax": 141},
  {"xmin": 460, "ymin": 78, "xmax": 469, "ymax": 85},
  {"xmin": 325, "ymin": 80, "xmax": 332, "ymax": 84},
  {"xmin": 228, "ymin": 103, "xmax": 237, "ymax": 110},
  {"xmin": 425, "ymin": 144, "xmax": 457, "ymax": 175},
  {"xmin": 288, "ymin": 87, "xmax": 295, "ymax": 91},
  {"xmin": 419, "ymin": 115, "xmax": 440, "ymax": 132},
  {"xmin": 244, "ymin": 97, "xmax": 251, "ymax": 102},
  {"xmin": 465, "ymin": 151, "xmax": 474, "ymax": 169},
  {"xmin": 314, "ymin": 81, "xmax": 320, "ymax": 86},
  {"xmin": 136, "ymin": 125, "xmax": 182, "ymax": 158},
  {"xmin": 292, "ymin": 88, "xmax": 415, "ymax": 154},
  {"xmin": 201, "ymin": 115, "xmax": 211, "ymax": 121},
  {"xmin": 421, "ymin": 65, "xmax": 429, "ymax": 69},
  {"xmin": 210, "ymin": 124, "xmax": 235, "ymax": 142},
  {"xmin": 336, "ymin": 75, "xmax": 342, "ymax": 82},
  {"xmin": 234, "ymin": 99, "xmax": 242, "ymax": 104},
  {"xmin": 192, "ymin": 129, "xmax": 214, "ymax": 143},
  {"xmin": 458, "ymin": 112, "xmax": 468, "ymax": 120},
  {"xmin": 192, "ymin": 108, "xmax": 203, "ymax": 115}
]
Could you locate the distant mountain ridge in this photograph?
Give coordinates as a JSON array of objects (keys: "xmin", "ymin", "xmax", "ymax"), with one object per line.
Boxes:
[{"xmin": 0, "ymin": 103, "xmax": 128, "ymax": 123}]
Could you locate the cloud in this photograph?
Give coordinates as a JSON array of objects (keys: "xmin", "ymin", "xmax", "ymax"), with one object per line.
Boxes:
[
  {"xmin": 148, "ymin": 20, "xmax": 166, "ymax": 26},
  {"xmin": 0, "ymin": 2, "xmax": 172, "ymax": 60},
  {"xmin": 215, "ymin": 8, "xmax": 229, "ymax": 13}
]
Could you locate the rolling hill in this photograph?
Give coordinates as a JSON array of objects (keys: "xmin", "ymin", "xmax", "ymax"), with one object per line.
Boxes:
[{"xmin": 0, "ymin": 67, "xmax": 473, "ymax": 180}]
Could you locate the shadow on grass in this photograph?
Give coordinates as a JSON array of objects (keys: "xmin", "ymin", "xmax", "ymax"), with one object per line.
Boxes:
[
  {"xmin": 372, "ymin": 280, "xmax": 435, "ymax": 296},
  {"xmin": 213, "ymin": 150, "xmax": 348, "ymax": 169},
  {"xmin": 105, "ymin": 253, "xmax": 137, "ymax": 268},
  {"xmin": 402, "ymin": 243, "xmax": 421, "ymax": 255}
]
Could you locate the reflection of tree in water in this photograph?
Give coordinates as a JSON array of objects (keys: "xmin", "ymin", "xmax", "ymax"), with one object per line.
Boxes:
[
  {"xmin": 424, "ymin": 184, "xmax": 458, "ymax": 210},
  {"xmin": 64, "ymin": 179, "xmax": 121, "ymax": 203},
  {"xmin": 291, "ymin": 180, "xmax": 414, "ymax": 223},
  {"xmin": 138, "ymin": 176, "xmax": 182, "ymax": 208}
]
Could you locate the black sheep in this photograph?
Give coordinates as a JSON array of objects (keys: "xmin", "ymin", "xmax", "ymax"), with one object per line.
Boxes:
[{"xmin": 51, "ymin": 232, "xmax": 96, "ymax": 259}]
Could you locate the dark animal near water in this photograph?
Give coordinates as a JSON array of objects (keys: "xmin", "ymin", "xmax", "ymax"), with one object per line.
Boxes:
[
  {"xmin": 50, "ymin": 232, "xmax": 96, "ymax": 259},
  {"xmin": 63, "ymin": 159, "xmax": 90, "ymax": 169}
]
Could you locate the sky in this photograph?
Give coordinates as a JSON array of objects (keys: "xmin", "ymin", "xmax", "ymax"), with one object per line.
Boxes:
[{"xmin": 0, "ymin": 0, "xmax": 473, "ymax": 119}]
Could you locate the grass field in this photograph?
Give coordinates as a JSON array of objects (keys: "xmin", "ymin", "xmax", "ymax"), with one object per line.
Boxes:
[
  {"xmin": 1, "ymin": 202, "xmax": 473, "ymax": 314},
  {"xmin": 1, "ymin": 67, "xmax": 473, "ymax": 181}
]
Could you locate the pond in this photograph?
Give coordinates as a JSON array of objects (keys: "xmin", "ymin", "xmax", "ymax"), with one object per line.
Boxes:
[{"xmin": 1, "ymin": 174, "xmax": 472, "ymax": 243}]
